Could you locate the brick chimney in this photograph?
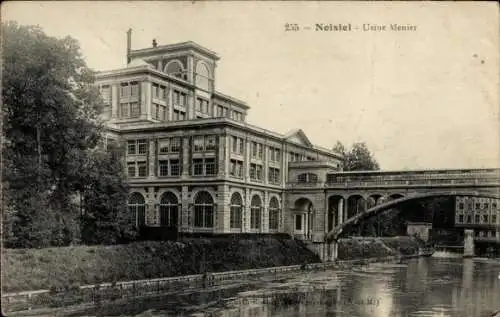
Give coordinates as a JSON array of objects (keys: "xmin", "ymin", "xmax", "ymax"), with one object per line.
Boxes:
[{"xmin": 126, "ymin": 28, "xmax": 132, "ymax": 64}]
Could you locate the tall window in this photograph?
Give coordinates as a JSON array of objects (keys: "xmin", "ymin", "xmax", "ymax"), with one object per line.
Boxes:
[
  {"xmin": 195, "ymin": 62, "xmax": 210, "ymax": 90},
  {"xmin": 205, "ymin": 136, "xmax": 216, "ymax": 150},
  {"xmin": 196, "ymin": 98, "xmax": 210, "ymax": 114},
  {"xmin": 192, "ymin": 158, "xmax": 217, "ymax": 176},
  {"xmin": 230, "ymin": 160, "xmax": 243, "ymax": 178},
  {"xmin": 193, "ymin": 159, "xmax": 203, "ymax": 176},
  {"xmin": 269, "ymin": 197, "xmax": 280, "ymax": 230},
  {"xmin": 269, "ymin": 147, "xmax": 281, "ymax": 162},
  {"xmin": 194, "ymin": 191, "xmax": 214, "ymax": 228},
  {"xmin": 250, "ymin": 195, "xmax": 262, "ymax": 229},
  {"xmin": 205, "ymin": 158, "xmax": 216, "ymax": 175},
  {"xmin": 128, "ymin": 193, "xmax": 146, "ymax": 228},
  {"xmin": 230, "ymin": 193, "xmax": 243, "ymax": 229},
  {"xmin": 231, "ymin": 136, "xmax": 244, "ymax": 154},
  {"xmin": 119, "ymin": 102, "xmax": 140, "ymax": 118},
  {"xmin": 160, "ymin": 192, "xmax": 179, "ymax": 228},
  {"xmin": 250, "ymin": 164, "xmax": 263, "ymax": 182},
  {"xmin": 152, "ymin": 83, "xmax": 166, "ymax": 100},
  {"xmin": 152, "ymin": 103, "xmax": 166, "ymax": 121},
  {"xmin": 158, "ymin": 159, "xmax": 180, "ymax": 177},
  {"xmin": 268, "ymin": 168, "xmax": 281, "ymax": 184},
  {"xmin": 297, "ymin": 173, "xmax": 318, "ymax": 183},
  {"xmin": 100, "ymin": 85, "xmax": 111, "ymax": 104},
  {"xmin": 194, "ymin": 136, "xmax": 204, "ymax": 152},
  {"xmin": 159, "ymin": 137, "xmax": 181, "ymax": 153},
  {"xmin": 173, "ymin": 90, "xmax": 187, "ymax": 107},
  {"xmin": 192, "ymin": 136, "xmax": 217, "ymax": 152},
  {"xmin": 173, "ymin": 109, "xmax": 186, "ymax": 121},
  {"xmin": 127, "ymin": 139, "xmax": 148, "ymax": 155},
  {"xmin": 120, "ymin": 82, "xmax": 139, "ymax": 98},
  {"xmin": 127, "ymin": 161, "xmax": 147, "ymax": 177}
]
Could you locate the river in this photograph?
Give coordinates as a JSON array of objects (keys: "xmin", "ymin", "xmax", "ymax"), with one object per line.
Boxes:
[{"xmin": 70, "ymin": 256, "xmax": 500, "ymax": 317}]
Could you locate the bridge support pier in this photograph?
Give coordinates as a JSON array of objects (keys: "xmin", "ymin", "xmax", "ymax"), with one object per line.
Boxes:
[
  {"xmin": 323, "ymin": 240, "xmax": 338, "ymax": 261},
  {"xmin": 463, "ymin": 229, "xmax": 475, "ymax": 258}
]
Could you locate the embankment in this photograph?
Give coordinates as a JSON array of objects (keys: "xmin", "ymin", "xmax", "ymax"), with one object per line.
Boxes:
[
  {"xmin": 3, "ymin": 235, "xmax": 427, "ymax": 294},
  {"xmin": 3, "ymin": 236, "xmax": 319, "ymax": 293}
]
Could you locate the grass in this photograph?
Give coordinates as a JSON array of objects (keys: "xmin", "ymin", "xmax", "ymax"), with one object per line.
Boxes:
[
  {"xmin": 3, "ymin": 236, "xmax": 424, "ymax": 293},
  {"xmin": 3, "ymin": 236, "xmax": 320, "ymax": 293}
]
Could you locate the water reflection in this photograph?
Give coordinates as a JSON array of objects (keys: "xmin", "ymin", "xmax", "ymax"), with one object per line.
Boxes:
[
  {"xmin": 71, "ymin": 258, "xmax": 500, "ymax": 317},
  {"xmin": 211, "ymin": 258, "xmax": 500, "ymax": 317}
]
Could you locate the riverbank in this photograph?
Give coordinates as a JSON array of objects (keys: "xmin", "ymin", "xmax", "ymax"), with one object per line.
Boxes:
[
  {"xmin": 3, "ymin": 236, "xmax": 320, "ymax": 293},
  {"xmin": 2, "ymin": 235, "xmax": 431, "ymax": 314},
  {"xmin": 3, "ymin": 236, "xmax": 425, "ymax": 294}
]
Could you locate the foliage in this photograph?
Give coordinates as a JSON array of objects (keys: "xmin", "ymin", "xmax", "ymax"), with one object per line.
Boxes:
[
  {"xmin": 2, "ymin": 21, "xmax": 131, "ymax": 248},
  {"xmin": 334, "ymin": 141, "xmax": 379, "ymax": 171},
  {"xmin": 80, "ymin": 142, "xmax": 136, "ymax": 245}
]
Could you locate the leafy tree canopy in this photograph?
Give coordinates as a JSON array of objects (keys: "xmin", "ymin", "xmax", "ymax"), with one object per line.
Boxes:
[
  {"xmin": 334, "ymin": 141, "xmax": 380, "ymax": 171},
  {"xmin": 2, "ymin": 22, "xmax": 131, "ymax": 248}
]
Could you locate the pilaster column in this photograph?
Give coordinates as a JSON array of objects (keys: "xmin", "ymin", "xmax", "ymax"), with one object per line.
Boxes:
[
  {"xmin": 217, "ymin": 184, "xmax": 229, "ymax": 233},
  {"xmin": 148, "ymin": 139, "xmax": 156, "ymax": 178},
  {"xmin": 337, "ymin": 199, "xmax": 344, "ymax": 226},
  {"xmin": 224, "ymin": 135, "xmax": 230, "ymax": 178},
  {"xmin": 324, "ymin": 194, "xmax": 329, "ymax": 234},
  {"xmin": 244, "ymin": 188, "xmax": 251, "ymax": 232},
  {"xmin": 187, "ymin": 55, "xmax": 194, "ymax": 83},
  {"xmin": 263, "ymin": 145, "xmax": 269, "ymax": 185},
  {"xmin": 244, "ymin": 138, "xmax": 250, "ymax": 182},
  {"xmin": 111, "ymin": 84, "xmax": 119, "ymax": 118},
  {"xmin": 182, "ymin": 136, "xmax": 190, "ymax": 178},
  {"xmin": 140, "ymin": 81, "xmax": 151, "ymax": 120},
  {"xmin": 217, "ymin": 134, "xmax": 226, "ymax": 177},
  {"xmin": 180, "ymin": 186, "xmax": 190, "ymax": 232},
  {"xmin": 262, "ymin": 191, "xmax": 269, "ymax": 233},
  {"xmin": 167, "ymin": 86, "xmax": 173, "ymax": 121}
]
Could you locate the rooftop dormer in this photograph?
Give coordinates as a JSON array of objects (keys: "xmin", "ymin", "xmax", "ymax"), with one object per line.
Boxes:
[{"xmin": 126, "ymin": 29, "xmax": 217, "ymax": 92}]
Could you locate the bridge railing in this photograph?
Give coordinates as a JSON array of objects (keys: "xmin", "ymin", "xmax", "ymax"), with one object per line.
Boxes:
[{"xmin": 324, "ymin": 177, "xmax": 500, "ymax": 188}]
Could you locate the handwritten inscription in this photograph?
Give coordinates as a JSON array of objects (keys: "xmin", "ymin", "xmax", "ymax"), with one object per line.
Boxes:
[{"xmin": 285, "ymin": 23, "xmax": 417, "ymax": 32}]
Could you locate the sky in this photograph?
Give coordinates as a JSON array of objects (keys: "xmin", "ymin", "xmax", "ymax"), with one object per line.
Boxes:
[{"xmin": 3, "ymin": 1, "xmax": 499, "ymax": 170}]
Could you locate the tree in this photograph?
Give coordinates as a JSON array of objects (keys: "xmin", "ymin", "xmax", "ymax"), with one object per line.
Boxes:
[
  {"xmin": 80, "ymin": 142, "xmax": 136, "ymax": 245},
  {"xmin": 2, "ymin": 22, "xmax": 131, "ymax": 247}
]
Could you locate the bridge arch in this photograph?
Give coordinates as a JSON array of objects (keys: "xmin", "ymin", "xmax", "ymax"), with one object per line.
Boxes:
[
  {"xmin": 326, "ymin": 191, "xmax": 500, "ymax": 241},
  {"xmin": 367, "ymin": 194, "xmax": 384, "ymax": 208},
  {"xmin": 327, "ymin": 195, "xmax": 344, "ymax": 232}
]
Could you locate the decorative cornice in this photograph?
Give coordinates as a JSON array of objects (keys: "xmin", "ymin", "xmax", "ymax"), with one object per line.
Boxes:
[{"xmin": 129, "ymin": 41, "xmax": 220, "ymax": 61}]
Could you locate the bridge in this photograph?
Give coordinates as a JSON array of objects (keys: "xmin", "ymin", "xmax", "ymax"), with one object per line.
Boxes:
[{"xmin": 285, "ymin": 166, "xmax": 500, "ymax": 260}]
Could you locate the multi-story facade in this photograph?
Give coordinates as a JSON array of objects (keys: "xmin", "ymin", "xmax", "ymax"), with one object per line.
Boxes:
[
  {"xmin": 95, "ymin": 32, "xmax": 343, "ymax": 237},
  {"xmin": 455, "ymin": 196, "xmax": 500, "ymax": 241}
]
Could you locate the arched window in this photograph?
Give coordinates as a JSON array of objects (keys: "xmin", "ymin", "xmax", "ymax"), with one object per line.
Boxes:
[
  {"xmin": 195, "ymin": 62, "xmax": 210, "ymax": 90},
  {"xmin": 230, "ymin": 192, "xmax": 243, "ymax": 229},
  {"xmin": 128, "ymin": 192, "xmax": 146, "ymax": 228},
  {"xmin": 164, "ymin": 60, "xmax": 185, "ymax": 79},
  {"xmin": 194, "ymin": 191, "xmax": 214, "ymax": 228},
  {"xmin": 250, "ymin": 195, "xmax": 262, "ymax": 230},
  {"xmin": 160, "ymin": 192, "xmax": 179, "ymax": 228},
  {"xmin": 269, "ymin": 197, "xmax": 280, "ymax": 230}
]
